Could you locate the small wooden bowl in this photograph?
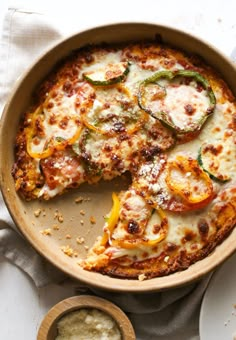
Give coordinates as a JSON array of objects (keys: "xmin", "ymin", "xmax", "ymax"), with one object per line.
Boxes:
[{"xmin": 37, "ymin": 295, "xmax": 136, "ymax": 340}]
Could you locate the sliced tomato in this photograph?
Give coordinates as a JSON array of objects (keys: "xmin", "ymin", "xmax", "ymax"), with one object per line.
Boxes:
[{"xmin": 40, "ymin": 151, "xmax": 83, "ymax": 190}]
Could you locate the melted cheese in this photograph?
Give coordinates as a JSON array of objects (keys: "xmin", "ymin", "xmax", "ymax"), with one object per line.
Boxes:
[{"xmin": 30, "ymin": 93, "xmax": 79, "ymax": 154}]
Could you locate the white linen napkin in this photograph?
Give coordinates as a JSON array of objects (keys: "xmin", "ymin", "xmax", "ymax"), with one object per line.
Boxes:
[{"xmin": 0, "ymin": 8, "xmax": 214, "ymax": 339}]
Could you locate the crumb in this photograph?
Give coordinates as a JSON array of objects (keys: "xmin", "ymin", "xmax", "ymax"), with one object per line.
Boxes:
[
  {"xmin": 54, "ymin": 210, "xmax": 64, "ymax": 223},
  {"xmin": 40, "ymin": 228, "xmax": 52, "ymax": 236},
  {"xmin": 58, "ymin": 215, "xmax": 64, "ymax": 223},
  {"xmin": 74, "ymin": 252, "xmax": 78, "ymax": 257},
  {"xmin": 7, "ymin": 188, "xmax": 10, "ymax": 192},
  {"xmin": 138, "ymin": 273, "xmax": 147, "ymax": 281},
  {"xmin": 80, "ymin": 220, "xmax": 84, "ymax": 225},
  {"xmin": 65, "ymin": 234, "xmax": 71, "ymax": 239},
  {"xmin": 80, "ymin": 209, "xmax": 85, "ymax": 216},
  {"xmin": 52, "ymin": 224, "xmax": 60, "ymax": 230},
  {"xmin": 84, "ymin": 245, "xmax": 89, "ymax": 251},
  {"xmin": 84, "ymin": 197, "xmax": 91, "ymax": 202},
  {"xmin": 42, "ymin": 210, "xmax": 46, "ymax": 217},
  {"xmin": 61, "ymin": 245, "xmax": 74, "ymax": 257},
  {"xmin": 75, "ymin": 196, "xmax": 84, "ymax": 203},
  {"xmin": 34, "ymin": 209, "xmax": 42, "ymax": 217},
  {"xmin": 90, "ymin": 216, "xmax": 96, "ymax": 224},
  {"xmin": 76, "ymin": 237, "xmax": 85, "ymax": 244}
]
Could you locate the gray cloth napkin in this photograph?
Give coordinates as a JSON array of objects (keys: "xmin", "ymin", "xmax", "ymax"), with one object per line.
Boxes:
[{"xmin": 0, "ymin": 8, "xmax": 213, "ymax": 339}]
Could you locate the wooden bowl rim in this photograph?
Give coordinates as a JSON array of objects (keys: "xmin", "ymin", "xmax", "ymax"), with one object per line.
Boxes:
[{"xmin": 37, "ymin": 295, "xmax": 136, "ymax": 340}]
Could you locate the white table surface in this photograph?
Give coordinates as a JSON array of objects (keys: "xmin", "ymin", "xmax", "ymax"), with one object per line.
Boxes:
[{"xmin": 0, "ymin": 1, "xmax": 236, "ymax": 339}]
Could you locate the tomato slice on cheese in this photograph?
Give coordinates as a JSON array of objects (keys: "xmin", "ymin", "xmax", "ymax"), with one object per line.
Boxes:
[{"xmin": 40, "ymin": 150, "xmax": 84, "ymax": 194}]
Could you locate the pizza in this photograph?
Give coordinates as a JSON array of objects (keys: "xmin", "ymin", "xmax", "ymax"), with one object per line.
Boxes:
[{"xmin": 12, "ymin": 41, "xmax": 236, "ymax": 280}]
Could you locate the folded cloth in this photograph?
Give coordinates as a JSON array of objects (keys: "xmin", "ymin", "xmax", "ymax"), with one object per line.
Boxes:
[
  {"xmin": 0, "ymin": 8, "xmax": 69, "ymax": 286},
  {"xmin": 0, "ymin": 8, "xmax": 213, "ymax": 339}
]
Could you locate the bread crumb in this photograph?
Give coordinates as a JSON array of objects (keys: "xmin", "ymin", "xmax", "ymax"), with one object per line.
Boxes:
[
  {"xmin": 138, "ymin": 273, "xmax": 147, "ymax": 281},
  {"xmin": 61, "ymin": 245, "xmax": 74, "ymax": 257},
  {"xmin": 80, "ymin": 220, "xmax": 84, "ymax": 225},
  {"xmin": 80, "ymin": 209, "xmax": 85, "ymax": 216},
  {"xmin": 90, "ymin": 216, "xmax": 96, "ymax": 224},
  {"xmin": 34, "ymin": 209, "xmax": 42, "ymax": 217},
  {"xmin": 84, "ymin": 245, "xmax": 89, "ymax": 251},
  {"xmin": 52, "ymin": 224, "xmax": 60, "ymax": 230},
  {"xmin": 54, "ymin": 210, "xmax": 64, "ymax": 223},
  {"xmin": 75, "ymin": 196, "xmax": 84, "ymax": 203},
  {"xmin": 58, "ymin": 215, "xmax": 64, "ymax": 223},
  {"xmin": 75, "ymin": 196, "xmax": 91, "ymax": 203},
  {"xmin": 65, "ymin": 234, "xmax": 71, "ymax": 239},
  {"xmin": 40, "ymin": 228, "xmax": 52, "ymax": 236},
  {"xmin": 76, "ymin": 237, "xmax": 85, "ymax": 244}
]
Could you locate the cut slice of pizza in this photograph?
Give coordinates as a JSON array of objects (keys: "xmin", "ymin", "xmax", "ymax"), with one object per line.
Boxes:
[{"xmin": 81, "ymin": 184, "xmax": 236, "ymax": 279}]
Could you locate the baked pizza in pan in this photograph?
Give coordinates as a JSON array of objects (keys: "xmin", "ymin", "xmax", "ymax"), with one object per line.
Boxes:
[{"xmin": 12, "ymin": 41, "xmax": 236, "ymax": 279}]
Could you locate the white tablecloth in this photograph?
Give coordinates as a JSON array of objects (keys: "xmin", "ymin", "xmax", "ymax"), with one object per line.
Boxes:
[{"xmin": 0, "ymin": 1, "xmax": 236, "ymax": 339}]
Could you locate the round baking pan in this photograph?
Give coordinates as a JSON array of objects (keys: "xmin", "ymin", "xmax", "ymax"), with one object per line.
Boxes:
[{"xmin": 0, "ymin": 23, "xmax": 235, "ymax": 292}]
